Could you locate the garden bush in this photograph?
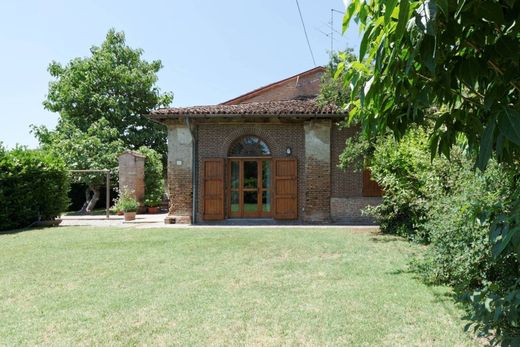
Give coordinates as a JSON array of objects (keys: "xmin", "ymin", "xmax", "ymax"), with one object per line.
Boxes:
[
  {"xmin": 0, "ymin": 145, "xmax": 70, "ymax": 230},
  {"xmin": 137, "ymin": 146, "xmax": 164, "ymax": 207},
  {"xmin": 365, "ymin": 128, "xmax": 432, "ymax": 242},
  {"xmin": 366, "ymin": 129, "xmax": 520, "ymax": 343}
]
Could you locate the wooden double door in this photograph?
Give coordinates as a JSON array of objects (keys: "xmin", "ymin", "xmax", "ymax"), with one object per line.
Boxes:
[
  {"xmin": 202, "ymin": 157, "xmax": 298, "ymax": 220},
  {"xmin": 229, "ymin": 158, "xmax": 272, "ymax": 218}
]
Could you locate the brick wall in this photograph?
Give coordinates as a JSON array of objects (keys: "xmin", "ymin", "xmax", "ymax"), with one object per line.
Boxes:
[
  {"xmin": 235, "ymin": 71, "xmax": 323, "ymax": 103},
  {"xmin": 303, "ymin": 120, "xmax": 331, "ymax": 222},
  {"xmin": 118, "ymin": 151, "xmax": 145, "ymax": 206},
  {"xmin": 167, "ymin": 165, "xmax": 192, "ymax": 217},
  {"xmin": 329, "ymin": 124, "xmax": 380, "ymax": 223},
  {"xmin": 180, "ymin": 120, "xmax": 379, "ymax": 224},
  {"xmin": 303, "ymin": 158, "xmax": 331, "ymax": 222},
  {"xmin": 166, "ymin": 125, "xmax": 193, "ymax": 223},
  {"xmin": 330, "ymin": 125, "xmax": 363, "ymax": 197},
  {"xmin": 331, "ymin": 197, "xmax": 381, "ymax": 224},
  {"xmin": 195, "ymin": 122, "xmax": 305, "ymax": 222}
]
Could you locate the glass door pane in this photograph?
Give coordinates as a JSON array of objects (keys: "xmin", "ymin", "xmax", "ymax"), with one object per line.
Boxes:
[
  {"xmin": 231, "ymin": 161, "xmax": 239, "ymax": 189},
  {"xmin": 262, "ymin": 160, "xmax": 271, "ymax": 215},
  {"xmin": 230, "ymin": 160, "xmax": 240, "ymax": 216},
  {"xmin": 242, "ymin": 161, "xmax": 259, "ymax": 215},
  {"xmin": 243, "ymin": 161, "xmax": 258, "ymax": 189}
]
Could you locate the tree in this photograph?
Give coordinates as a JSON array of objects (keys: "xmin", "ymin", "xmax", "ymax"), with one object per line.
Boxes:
[
  {"xmin": 43, "ymin": 29, "xmax": 173, "ymax": 159},
  {"xmin": 337, "ymin": 1, "xmax": 520, "ymax": 341},
  {"xmin": 339, "ymin": 0, "xmax": 519, "ymax": 169},
  {"xmin": 32, "ymin": 118, "xmax": 124, "ymax": 213},
  {"xmin": 316, "ymin": 49, "xmax": 357, "ymax": 107}
]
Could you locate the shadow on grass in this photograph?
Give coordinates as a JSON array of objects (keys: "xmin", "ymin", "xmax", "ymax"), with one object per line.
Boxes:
[
  {"xmin": 0, "ymin": 225, "xmax": 57, "ymax": 236},
  {"xmin": 387, "ymin": 268, "xmax": 415, "ymax": 276},
  {"xmin": 369, "ymin": 234, "xmax": 403, "ymax": 243}
]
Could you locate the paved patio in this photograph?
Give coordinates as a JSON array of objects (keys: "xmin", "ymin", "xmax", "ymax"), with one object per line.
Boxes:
[{"xmin": 60, "ymin": 213, "xmax": 379, "ymax": 230}]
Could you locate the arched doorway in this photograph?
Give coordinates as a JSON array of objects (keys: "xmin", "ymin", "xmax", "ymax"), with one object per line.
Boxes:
[{"xmin": 228, "ymin": 136, "xmax": 272, "ymax": 218}]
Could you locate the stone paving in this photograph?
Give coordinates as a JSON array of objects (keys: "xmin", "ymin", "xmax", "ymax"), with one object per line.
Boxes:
[{"xmin": 60, "ymin": 213, "xmax": 379, "ymax": 230}]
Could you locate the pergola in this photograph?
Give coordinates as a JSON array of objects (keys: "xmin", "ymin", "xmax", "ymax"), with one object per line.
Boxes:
[{"xmin": 70, "ymin": 169, "xmax": 111, "ymax": 219}]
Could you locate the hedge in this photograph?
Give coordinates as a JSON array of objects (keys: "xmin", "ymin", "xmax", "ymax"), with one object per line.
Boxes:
[{"xmin": 0, "ymin": 146, "xmax": 70, "ymax": 230}]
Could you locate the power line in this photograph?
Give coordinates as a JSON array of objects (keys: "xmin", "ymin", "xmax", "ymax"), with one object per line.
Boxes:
[
  {"xmin": 330, "ymin": 9, "xmax": 345, "ymax": 53},
  {"xmin": 331, "ymin": 9, "xmax": 334, "ymax": 52},
  {"xmin": 295, "ymin": 0, "xmax": 316, "ymax": 66}
]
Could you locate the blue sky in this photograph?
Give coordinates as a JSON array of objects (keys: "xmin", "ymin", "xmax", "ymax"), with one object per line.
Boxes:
[{"xmin": 0, "ymin": 0, "xmax": 360, "ymax": 148}]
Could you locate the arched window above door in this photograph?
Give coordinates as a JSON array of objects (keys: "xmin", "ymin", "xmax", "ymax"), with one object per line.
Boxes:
[{"xmin": 228, "ymin": 136, "xmax": 271, "ymax": 157}]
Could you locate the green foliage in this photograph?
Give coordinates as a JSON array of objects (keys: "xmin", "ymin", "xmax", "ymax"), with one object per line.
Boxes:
[
  {"xmin": 113, "ymin": 190, "xmax": 139, "ymax": 213},
  {"xmin": 338, "ymin": 130, "xmax": 378, "ymax": 172},
  {"xmin": 137, "ymin": 146, "xmax": 164, "ymax": 207},
  {"xmin": 32, "ymin": 118, "xmax": 124, "ymax": 189},
  {"xmin": 417, "ymin": 159, "xmax": 512, "ymax": 287},
  {"xmin": 340, "ymin": 0, "xmax": 520, "ymax": 170},
  {"xmin": 317, "ymin": 49, "xmax": 356, "ymax": 107},
  {"xmin": 43, "ymin": 29, "xmax": 173, "ymax": 159},
  {"xmin": 417, "ymin": 159, "xmax": 520, "ymax": 344},
  {"xmin": 0, "ymin": 146, "xmax": 70, "ymax": 230},
  {"xmin": 367, "ymin": 128, "xmax": 520, "ymax": 342},
  {"xmin": 339, "ymin": 2, "xmax": 520, "ymax": 342},
  {"xmin": 365, "ymin": 128, "xmax": 431, "ymax": 241}
]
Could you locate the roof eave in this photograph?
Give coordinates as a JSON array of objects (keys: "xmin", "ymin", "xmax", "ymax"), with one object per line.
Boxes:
[{"xmin": 146, "ymin": 112, "xmax": 346, "ymax": 123}]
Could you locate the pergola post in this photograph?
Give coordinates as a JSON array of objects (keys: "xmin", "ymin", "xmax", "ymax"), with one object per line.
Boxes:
[{"xmin": 105, "ymin": 169, "xmax": 110, "ymax": 219}]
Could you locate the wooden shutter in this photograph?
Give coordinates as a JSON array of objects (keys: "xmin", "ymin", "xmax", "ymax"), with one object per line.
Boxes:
[
  {"xmin": 362, "ymin": 169, "xmax": 383, "ymax": 197},
  {"xmin": 273, "ymin": 158, "xmax": 298, "ymax": 220},
  {"xmin": 202, "ymin": 158, "xmax": 225, "ymax": 220}
]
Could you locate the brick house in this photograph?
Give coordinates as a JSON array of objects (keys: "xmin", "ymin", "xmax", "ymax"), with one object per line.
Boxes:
[{"xmin": 148, "ymin": 67, "xmax": 381, "ymax": 224}]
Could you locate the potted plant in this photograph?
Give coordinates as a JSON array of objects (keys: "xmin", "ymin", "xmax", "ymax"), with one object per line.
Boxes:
[
  {"xmin": 144, "ymin": 187, "xmax": 163, "ymax": 214},
  {"xmin": 145, "ymin": 197, "xmax": 161, "ymax": 214},
  {"xmin": 113, "ymin": 191, "xmax": 139, "ymax": 221}
]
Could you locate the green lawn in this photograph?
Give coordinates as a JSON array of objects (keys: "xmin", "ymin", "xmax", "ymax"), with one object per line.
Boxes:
[{"xmin": 0, "ymin": 227, "xmax": 476, "ymax": 346}]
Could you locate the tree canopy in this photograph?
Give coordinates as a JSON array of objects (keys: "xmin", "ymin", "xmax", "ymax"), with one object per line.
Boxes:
[
  {"xmin": 43, "ymin": 29, "xmax": 173, "ymax": 158},
  {"xmin": 339, "ymin": 0, "xmax": 519, "ymax": 170},
  {"xmin": 336, "ymin": 1, "xmax": 520, "ymax": 342},
  {"xmin": 32, "ymin": 118, "xmax": 124, "ymax": 212}
]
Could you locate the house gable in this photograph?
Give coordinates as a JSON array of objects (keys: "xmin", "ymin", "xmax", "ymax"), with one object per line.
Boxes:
[{"xmin": 222, "ymin": 66, "xmax": 325, "ymax": 105}]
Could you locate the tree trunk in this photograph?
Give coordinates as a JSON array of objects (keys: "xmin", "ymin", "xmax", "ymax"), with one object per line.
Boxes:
[
  {"xmin": 86, "ymin": 186, "xmax": 100, "ymax": 212},
  {"xmin": 78, "ymin": 185, "xmax": 100, "ymax": 214}
]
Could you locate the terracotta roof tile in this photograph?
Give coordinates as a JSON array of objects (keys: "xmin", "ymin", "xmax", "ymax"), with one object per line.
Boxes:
[{"xmin": 148, "ymin": 99, "xmax": 345, "ymax": 120}]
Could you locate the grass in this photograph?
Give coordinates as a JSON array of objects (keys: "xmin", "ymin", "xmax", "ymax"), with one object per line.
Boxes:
[{"xmin": 0, "ymin": 227, "xmax": 477, "ymax": 346}]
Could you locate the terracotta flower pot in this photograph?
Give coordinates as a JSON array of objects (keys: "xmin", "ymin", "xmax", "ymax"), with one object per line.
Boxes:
[
  {"xmin": 117, "ymin": 211, "xmax": 124, "ymax": 216},
  {"xmin": 147, "ymin": 206, "xmax": 159, "ymax": 214},
  {"xmin": 124, "ymin": 211, "xmax": 136, "ymax": 221}
]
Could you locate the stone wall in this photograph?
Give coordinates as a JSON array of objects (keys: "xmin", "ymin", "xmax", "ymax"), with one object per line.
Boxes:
[
  {"xmin": 303, "ymin": 120, "xmax": 331, "ymax": 222},
  {"xmin": 118, "ymin": 151, "xmax": 145, "ymax": 205},
  {"xmin": 166, "ymin": 124, "xmax": 193, "ymax": 223}
]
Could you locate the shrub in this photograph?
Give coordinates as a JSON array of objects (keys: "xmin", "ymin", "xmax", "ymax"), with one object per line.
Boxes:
[
  {"xmin": 416, "ymin": 155, "xmax": 514, "ymax": 286},
  {"xmin": 0, "ymin": 146, "xmax": 70, "ymax": 230},
  {"xmin": 365, "ymin": 128, "xmax": 432, "ymax": 241},
  {"xmin": 137, "ymin": 146, "xmax": 164, "ymax": 207},
  {"xmin": 112, "ymin": 190, "xmax": 139, "ymax": 213},
  {"xmin": 366, "ymin": 128, "xmax": 520, "ymax": 342}
]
